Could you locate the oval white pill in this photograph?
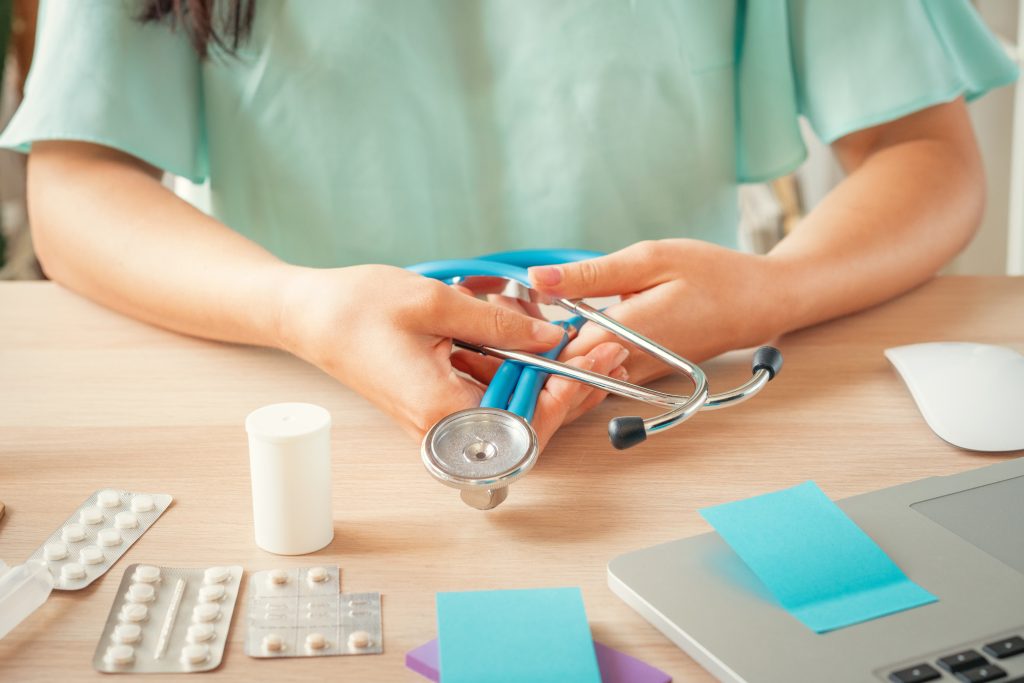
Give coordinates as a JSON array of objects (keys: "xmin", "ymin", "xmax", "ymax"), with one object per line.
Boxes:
[
  {"xmin": 43, "ymin": 541, "xmax": 68, "ymax": 561},
  {"xmin": 307, "ymin": 566, "xmax": 329, "ymax": 584},
  {"xmin": 262, "ymin": 633, "xmax": 284, "ymax": 652},
  {"xmin": 105, "ymin": 644, "xmax": 135, "ymax": 665},
  {"xmin": 61, "ymin": 563, "xmax": 86, "ymax": 581},
  {"xmin": 198, "ymin": 584, "xmax": 225, "ymax": 603},
  {"xmin": 203, "ymin": 566, "xmax": 230, "ymax": 584},
  {"xmin": 127, "ymin": 583, "xmax": 155, "ymax": 603},
  {"xmin": 120, "ymin": 603, "xmax": 148, "ymax": 623},
  {"xmin": 348, "ymin": 630, "xmax": 371, "ymax": 649},
  {"xmin": 61, "ymin": 523, "xmax": 87, "ymax": 543},
  {"xmin": 79, "ymin": 545, "xmax": 104, "ymax": 565},
  {"xmin": 97, "ymin": 528, "xmax": 121, "ymax": 547},
  {"xmin": 130, "ymin": 495, "xmax": 155, "ymax": 513},
  {"xmin": 97, "ymin": 490, "xmax": 121, "ymax": 508},
  {"xmin": 192, "ymin": 603, "xmax": 220, "ymax": 623},
  {"xmin": 80, "ymin": 506, "xmax": 104, "ymax": 525},
  {"xmin": 186, "ymin": 623, "xmax": 216, "ymax": 643},
  {"xmin": 267, "ymin": 569, "xmax": 289, "ymax": 587},
  {"xmin": 113, "ymin": 623, "xmax": 142, "ymax": 644},
  {"xmin": 180, "ymin": 643, "xmax": 209, "ymax": 665},
  {"xmin": 114, "ymin": 511, "xmax": 138, "ymax": 529},
  {"xmin": 133, "ymin": 565, "xmax": 161, "ymax": 583},
  {"xmin": 305, "ymin": 632, "xmax": 327, "ymax": 650}
]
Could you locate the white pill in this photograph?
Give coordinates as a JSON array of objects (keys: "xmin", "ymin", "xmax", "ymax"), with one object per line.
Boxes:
[
  {"xmin": 120, "ymin": 603, "xmax": 149, "ymax": 623},
  {"xmin": 113, "ymin": 623, "xmax": 142, "ymax": 644},
  {"xmin": 130, "ymin": 495, "xmax": 155, "ymax": 513},
  {"xmin": 348, "ymin": 630, "xmax": 372, "ymax": 649},
  {"xmin": 192, "ymin": 603, "xmax": 220, "ymax": 623},
  {"xmin": 62, "ymin": 523, "xmax": 87, "ymax": 543},
  {"xmin": 180, "ymin": 643, "xmax": 209, "ymax": 665},
  {"xmin": 43, "ymin": 541, "xmax": 68, "ymax": 561},
  {"xmin": 79, "ymin": 545, "xmax": 104, "ymax": 565},
  {"xmin": 104, "ymin": 644, "xmax": 135, "ymax": 665},
  {"xmin": 80, "ymin": 506, "xmax": 104, "ymax": 525},
  {"xmin": 97, "ymin": 528, "xmax": 121, "ymax": 547},
  {"xmin": 133, "ymin": 565, "xmax": 161, "ymax": 583},
  {"xmin": 127, "ymin": 583, "xmax": 155, "ymax": 603},
  {"xmin": 198, "ymin": 584, "xmax": 225, "ymax": 603},
  {"xmin": 305, "ymin": 632, "xmax": 327, "ymax": 650},
  {"xmin": 97, "ymin": 489, "xmax": 121, "ymax": 508},
  {"xmin": 267, "ymin": 569, "xmax": 289, "ymax": 587},
  {"xmin": 186, "ymin": 623, "xmax": 216, "ymax": 644},
  {"xmin": 307, "ymin": 566, "xmax": 329, "ymax": 584},
  {"xmin": 114, "ymin": 511, "xmax": 138, "ymax": 529},
  {"xmin": 262, "ymin": 633, "xmax": 284, "ymax": 652},
  {"xmin": 61, "ymin": 563, "xmax": 86, "ymax": 581},
  {"xmin": 203, "ymin": 566, "xmax": 230, "ymax": 585}
]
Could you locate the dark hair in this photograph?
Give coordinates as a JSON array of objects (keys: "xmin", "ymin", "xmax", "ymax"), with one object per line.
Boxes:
[{"xmin": 138, "ymin": 0, "xmax": 255, "ymax": 59}]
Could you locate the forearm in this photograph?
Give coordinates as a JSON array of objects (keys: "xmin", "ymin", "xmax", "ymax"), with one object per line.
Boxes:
[
  {"xmin": 28, "ymin": 141, "xmax": 295, "ymax": 348},
  {"xmin": 766, "ymin": 103, "xmax": 984, "ymax": 334}
]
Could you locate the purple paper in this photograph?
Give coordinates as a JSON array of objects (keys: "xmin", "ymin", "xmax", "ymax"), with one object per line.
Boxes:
[{"xmin": 405, "ymin": 638, "xmax": 671, "ymax": 683}]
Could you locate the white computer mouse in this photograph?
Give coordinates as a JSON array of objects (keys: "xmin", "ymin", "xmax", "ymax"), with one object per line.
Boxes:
[{"xmin": 884, "ymin": 342, "xmax": 1024, "ymax": 452}]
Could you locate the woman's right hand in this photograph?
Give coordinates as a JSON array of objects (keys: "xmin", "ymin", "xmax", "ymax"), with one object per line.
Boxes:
[{"xmin": 275, "ymin": 264, "xmax": 628, "ymax": 447}]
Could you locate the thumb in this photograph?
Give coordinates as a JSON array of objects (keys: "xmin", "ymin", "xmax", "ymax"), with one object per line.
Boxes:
[
  {"xmin": 527, "ymin": 241, "xmax": 667, "ymax": 298},
  {"xmin": 425, "ymin": 284, "xmax": 565, "ymax": 351}
]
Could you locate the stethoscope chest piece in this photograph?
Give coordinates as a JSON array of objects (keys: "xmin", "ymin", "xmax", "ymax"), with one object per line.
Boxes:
[{"xmin": 420, "ymin": 408, "xmax": 539, "ymax": 510}]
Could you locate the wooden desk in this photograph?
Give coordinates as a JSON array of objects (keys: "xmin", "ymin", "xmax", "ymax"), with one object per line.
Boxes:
[{"xmin": 1, "ymin": 277, "xmax": 1021, "ymax": 682}]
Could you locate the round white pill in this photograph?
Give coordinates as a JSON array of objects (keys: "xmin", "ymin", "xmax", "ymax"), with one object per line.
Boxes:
[
  {"xmin": 104, "ymin": 644, "xmax": 135, "ymax": 666},
  {"xmin": 127, "ymin": 583, "xmax": 155, "ymax": 603},
  {"xmin": 80, "ymin": 506, "xmax": 104, "ymax": 525},
  {"xmin": 61, "ymin": 563, "xmax": 86, "ymax": 581},
  {"xmin": 43, "ymin": 541, "xmax": 68, "ymax": 561},
  {"xmin": 192, "ymin": 603, "xmax": 220, "ymax": 623},
  {"xmin": 203, "ymin": 566, "xmax": 230, "ymax": 585},
  {"xmin": 186, "ymin": 623, "xmax": 216, "ymax": 644},
  {"xmin": 97, "ymin": 489, "xmax": 121, "ymax": 508},
  {"xmin": 180, "ymin": 643, "xmax": 209, "ymax": 665},
  {"xmin": 79, "ymin": 545, "xmax": 104, "ymax": 565},
  {"xmin": 307, "ymin": 566, "xmax": 329, "ymax": 584},
  {"xmin": 120, "ymin": 603, "xmax": 149, "ymax": 623},
  {"xmin": 198, "ymin": 584, "xmax": 225, "ymax": 603},
  {"xmin": 114, "ymin": 511, "xmax": 138, "ymax": 529},
  {"xmin": 305, "ymin": 632, "xmax": 327, "ymax": 650},
  {"xmin": 97, "ymin": 528, "xmax": 121, "ymax": 547},
  {"xmin": 348, "ymin": 630, "xmax": 372, "ymax": 649},
  {"xmin": 262, "ymin": 633, "xmax": 284, "ymax": 652},
  {"xmin": 267, "ymin": 569, "xmax": 289, "ymax": 587},
  {"xmin": 113, "ymin": 623, "xmax": 142, "ymax": 644},
  {"xmin": 61, "ymin": 523, "xmax": 87, "ymax": 543},
  {"xmin": 133, "ymin": 565, "xmax": 161, "ymax": 583},
  {"xmin": 130, "ymin": 495, "xmax": 155, "ymax": 513}
]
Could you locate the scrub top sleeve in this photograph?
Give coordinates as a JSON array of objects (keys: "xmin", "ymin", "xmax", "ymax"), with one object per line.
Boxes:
[
  {"xmin": 788, "ymin": 0, "xmax": 1018, "ymax": 145},
  {"xmin": 0, "ymin": 0, "xmax": 205, "ymax": 182}
]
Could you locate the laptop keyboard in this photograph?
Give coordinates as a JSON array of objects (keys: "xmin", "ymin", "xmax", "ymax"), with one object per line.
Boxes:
[{"xmin": 888, "ymin": 634, "xmax": 1024, "ymax": 683}]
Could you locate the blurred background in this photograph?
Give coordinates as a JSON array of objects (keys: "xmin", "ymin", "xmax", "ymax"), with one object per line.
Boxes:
[{"xmin": 0, "ymin": 0, "xmax": 1021, "ymax": 281}]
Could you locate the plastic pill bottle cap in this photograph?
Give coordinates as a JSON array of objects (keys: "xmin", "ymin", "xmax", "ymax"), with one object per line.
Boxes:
[{"xmin": 245, "ymin": 403, "xmax": 331, "ymax": 443}]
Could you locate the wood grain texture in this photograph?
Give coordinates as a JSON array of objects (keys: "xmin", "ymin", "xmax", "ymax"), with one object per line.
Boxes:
[{"xmin": 0, "ymin": 278, "xmax": 1021, "ymax": 682}]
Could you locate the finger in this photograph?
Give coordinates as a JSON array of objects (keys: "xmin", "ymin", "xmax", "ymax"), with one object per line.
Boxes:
[
  {"xmin": 488, "ymin": 294, "xmax": 545, "ymax": 320},
  {"xmin": 449, "ymin": 349, "xmax": 502, "ymax": 384},
  {"xmin": 565, "ymin": 364, "xmax": 629, "ymax": 424},
  {"xmin": 527, "ymin": 241, "xmax": 668, "ymax": 299}
]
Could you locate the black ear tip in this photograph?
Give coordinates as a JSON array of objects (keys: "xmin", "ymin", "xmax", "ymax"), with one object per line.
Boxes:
[
  {"xmin": 608, "ymin": 416, "xmax": 647, "ymax": 450},
  {"xmin": 752, "ymin": 346, "xmax": 783, "ymax": 380}
]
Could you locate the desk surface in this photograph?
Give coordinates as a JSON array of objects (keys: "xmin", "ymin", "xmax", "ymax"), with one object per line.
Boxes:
[{"xmin": 1, "ymin": 277, "xmax": 1021, "ymax": 682}]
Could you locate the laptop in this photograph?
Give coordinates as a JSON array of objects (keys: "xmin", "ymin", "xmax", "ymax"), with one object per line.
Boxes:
[{"xmin": 609, "ymin": 457, "xmax": 1024, "ymax": 683}]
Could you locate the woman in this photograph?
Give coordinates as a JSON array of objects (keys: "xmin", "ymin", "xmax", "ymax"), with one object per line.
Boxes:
[{"xmin": 1, "ymin": 0, "xmax": 1016, "ymax": 449}]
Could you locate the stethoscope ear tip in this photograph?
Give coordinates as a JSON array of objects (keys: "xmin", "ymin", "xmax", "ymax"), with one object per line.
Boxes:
[
  {"xmin": 752, "ymin": 346, "xmax": 784, "ymax": 380},
  {"xmin": 608, "ymin": 416, "xmax": 647, "ymax": 450}
]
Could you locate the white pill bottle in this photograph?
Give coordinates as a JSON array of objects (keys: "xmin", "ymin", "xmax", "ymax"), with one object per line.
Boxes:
[{"xmin": 245, "ymin": 403, "xmax": 335, "ymax": 555}]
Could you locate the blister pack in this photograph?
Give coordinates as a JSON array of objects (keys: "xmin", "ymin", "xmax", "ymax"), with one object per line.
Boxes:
[
  {"xmin": 27, "ymin": 489, "xmax": 172, "ymax": 590},
  {"xmin": 92, "ymin": 564, "xmax": 243, "ymax": 673},
  {"xmin": 244, "ymin": 566, "xmax": 382, "ymax": 658}
]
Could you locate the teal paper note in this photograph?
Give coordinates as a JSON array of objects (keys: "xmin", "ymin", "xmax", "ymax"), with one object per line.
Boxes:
[
  {"xmin": 700, "ymin": 481, "xmax": 937, "ymax": 633},
  {"xmin": 436, "ymin": 588, "xmax": 601, "ymax": 683}
]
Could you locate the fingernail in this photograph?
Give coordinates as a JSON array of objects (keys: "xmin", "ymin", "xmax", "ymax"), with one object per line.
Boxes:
[
  {"xmin": 611, "ymin": 366, "xmax": 629, "ymax": 381},
  {"xmin": 529, "ymin": 266, "xmax": 562, "ymax": 287},
  {"xmin": 532, "ymin": 321, "xmax": 565, "ymax": 344},
  {"xmin": 581, "ymin": 357, "xmax": 596, "ymax": 371},
  {"xmin": 613, "ymin": 346, "xmax": 630, "ymax": 366}
]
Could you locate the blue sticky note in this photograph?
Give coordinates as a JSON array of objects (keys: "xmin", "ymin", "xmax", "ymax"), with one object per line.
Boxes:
[
  {"xmin": 436, "ymin": 588, "xmax": 601, "ymax": 683},
  {"xmin": 699, "ymin": 481, "xmax": 937, "ymax": 633}
]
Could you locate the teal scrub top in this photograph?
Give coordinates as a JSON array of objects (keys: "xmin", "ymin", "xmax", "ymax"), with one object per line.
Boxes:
[{"xmin": 1, "ymin": 0, "xmax": 1016, "ymax": 267}]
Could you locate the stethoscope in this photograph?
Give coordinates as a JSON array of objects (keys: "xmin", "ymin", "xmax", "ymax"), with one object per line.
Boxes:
[{"xmin": 408, "ymin": 249, "xmax": 783, "ymax": 510}]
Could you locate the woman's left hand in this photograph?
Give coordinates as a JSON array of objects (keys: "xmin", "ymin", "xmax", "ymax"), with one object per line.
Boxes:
[{"xmin": 528, "ymin": 239, "xmax": 790, "ymax": 384}]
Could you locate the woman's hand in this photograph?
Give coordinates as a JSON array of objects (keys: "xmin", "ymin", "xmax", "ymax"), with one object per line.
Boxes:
[
  {"xmin": 276, "ymin": 264, "xmax": 628, "ymax": 447},
  {"xmin": 528, "ymin": 239, "xmax": 789, "ymax": 384}
]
